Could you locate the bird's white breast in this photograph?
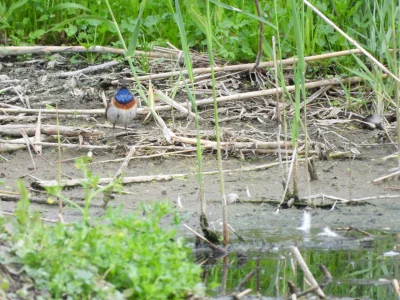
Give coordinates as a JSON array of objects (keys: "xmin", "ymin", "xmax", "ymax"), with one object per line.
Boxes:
[{"xmin": 106, "ymin": 104, "xmax": 137, "ymax": 125}]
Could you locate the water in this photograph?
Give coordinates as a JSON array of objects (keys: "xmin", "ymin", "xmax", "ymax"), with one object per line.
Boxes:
[{"xmin": 194, "ymin": 228, "xmax": 400, "ymax": 299}]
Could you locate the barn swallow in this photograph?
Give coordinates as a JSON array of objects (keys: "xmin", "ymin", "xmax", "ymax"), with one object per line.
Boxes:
[{"xmin": 106, "ymin": 87, "xmax": 137, "ymax": 134}]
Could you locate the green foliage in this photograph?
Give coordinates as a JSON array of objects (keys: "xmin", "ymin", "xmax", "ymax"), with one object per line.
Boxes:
[
  {"xmin": 0, "ymin": 158, "xmax": 203, "ymax": 299},
  {"xmin": 2, "ymin": 190, "xmax": 202, "ymax": 299},
  {"xmin": 2, "ymin": 0, "xmax": 396, "ymax": 63}
]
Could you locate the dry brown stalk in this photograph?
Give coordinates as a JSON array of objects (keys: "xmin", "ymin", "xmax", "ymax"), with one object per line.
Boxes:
[
  {"xmin": 20, "ymin": 129, "xmax": 36, "ymax": 170},
  {"xmin": 290, "ymin": 246, "xmax": 325, "ymax": 298},
  {"xmin": 289, "ymin": 85, "xmax": 332, "ymax": 115},
  {"xmin": 0, "ymin": 124, "xmax": 104, "ymax": 137},
  {"xmin": 173, "ymin": 135, "xmax": 292, "ymax": 150},
  {"xmin": 292, "ymin": 286, "xmax": 320, "ymax": 299},
  {"xmin": 154, "ymin": 89, "xmax": 197, "ymax": 118},
  {"xmin": 136, "ymin": 49, "xmax": 364, "ymax": 81},
  {"xmin": 300, "ymin": 193, "xmax": 400, "ymax": 204},
  {"xmin": 372, "ymin": 170, "xmax": 400, "ymax": 184},
  {"xmin": 0, "ymin": 139, "xmax": 114, "ymax": 152},
  {"xmin": 32, "ymin": 160, "xmax": 286, "ymax": 188},
  {"xmin": 319, "ymin": 264, "xmax": 332, "ymax": 280},
  {"xmin": 236, "ymin": 270, "xmax": 256, "ymax": 290},
  {"xmin": 163, "ymin": 75, "xmax": 385, "ymax": 109},
  {"xmin": 343, "ymin": 226, "xmax": 372, "ymax": 237},
  {"xmin": 234, "ymin": 289, "xmax": 252, "ymax": 299},
  {"xmin": 0, "ymin": 46, "xmax": 177, "ymax": 59},
  {"xmin": 392, "ymin": 279, "xmax": 400, "ymax": 299},
  {"xmin": 34, "ymin": 111, "xmax": 42, "ymax": 154},
  {"xmin": 0, "ymin": 136, "xmax": 40, "ymax": 153},
  {"xmin": 183, "ymin": 224, "xmax": 227, "ymax": 253}
]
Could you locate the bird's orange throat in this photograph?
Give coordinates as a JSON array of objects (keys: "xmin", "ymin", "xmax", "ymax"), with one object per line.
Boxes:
[{"xmin": 112, "ymin": 97, "xmax": 136, "ymax": 109}]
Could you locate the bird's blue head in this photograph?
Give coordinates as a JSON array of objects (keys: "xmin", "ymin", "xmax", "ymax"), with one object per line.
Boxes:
[{"xmin": 115, "ymin": 87, "xmax": 134, "ymax": 104}]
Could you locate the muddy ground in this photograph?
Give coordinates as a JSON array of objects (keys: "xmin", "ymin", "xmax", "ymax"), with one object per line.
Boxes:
[{"xmin": 1, "ymin": 54, "xmax": 399, "ymax": 243}]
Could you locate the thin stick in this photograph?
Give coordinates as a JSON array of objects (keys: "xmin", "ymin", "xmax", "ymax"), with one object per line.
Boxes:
[
  {"xmin": 183, "ymin": 224, "xmax": 227, "ymax": 253},
  {"xmin": 35, "ymin": 111, "xmax": 42, "ymax": 154},
  {"xmin": 234, "ymin": 289, "xmax": 252, "ymax": 299},
  {"xmin": 292, "ymin": 286, "xmax": 320, "ymax": 299},
  {"xmin": 344, "ymin": 226, "xmax": 372, "ymax": 237},
  {"xmin": 154, "ymin": 89, "xmax": 197, "ymax": 118},
  {"xmin": 319, "ymin": 264, "xmax": 332, "ymax": 280},
  {"xmin": 290, "ymin": 246, "xmax": 325, "ymax": 298},
  {"xmin": 53, "ymin": 60, "xmax": 119, "ymax": 78},
  {"xmin": 0, "ymin": 139, "xmax": 114, "ymax": 150},
  {"xmin": 303, "ymin": 0, "xmax": 400, "ymax": 84},
  {"xmin": 300, "ymin": 193, "xmax": 400, "ymax": 204},
  {"xmin": 277, "ymin": 145, "xmax": 298, "ymax": 210},
  {"xmin": 173, "ymin": 136, "xmax": 292, "ymax": 150},
  {"xmin": 392, "ymin": 279, "xmax": 400, "ymax": 300},
  {"xmin": 20, "ymin": 129, "xmax": 36, "ymax": 170},
  {"xmin": 236, "ymin": 270, "xmax": 256, "ymax": 290},
  {"xmin": 372, "ymin": 170, "xmax": 400, "ymax": 184},
  {"xmin": 56, "ymin": 107, "xmax": 63, "ymax": 222}
]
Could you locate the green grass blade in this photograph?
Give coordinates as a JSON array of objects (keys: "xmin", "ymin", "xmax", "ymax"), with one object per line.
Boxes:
[
  {"xmin": 205, "ymin": 0, "xmax": 228, "ymax": 245},
  {"xmin": 7, "ymin": 0, "xmax": 28, "ymax": 15},
  {"xmin": 174, "ymin": 0, "xmax": 206, "ymax": 211},
  {"xmin": 126, "ymin": 0, "xmax": 147, "ymax": 57},
  {"xmin": 209, "ymin": 0, "xmax": 276, "ymax": 29},
  {"xmin": 51, "ymin": 3, "xmax": 91, "ymax": 12}
]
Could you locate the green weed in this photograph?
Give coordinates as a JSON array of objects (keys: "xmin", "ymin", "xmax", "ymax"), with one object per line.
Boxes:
[{"xmin": 0, "ymin": 159, "xmax": 203, "ymax": 299}]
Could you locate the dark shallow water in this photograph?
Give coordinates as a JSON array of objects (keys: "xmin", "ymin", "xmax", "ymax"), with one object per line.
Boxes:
[{"xmin": 194, "ymin": 228, "xmax": 400, "ymax": 299}]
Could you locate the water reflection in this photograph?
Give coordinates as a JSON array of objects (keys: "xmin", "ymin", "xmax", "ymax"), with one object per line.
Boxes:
[{"xmin": 194, "ymin": 229, "xmax": 400, "ymax": 299}]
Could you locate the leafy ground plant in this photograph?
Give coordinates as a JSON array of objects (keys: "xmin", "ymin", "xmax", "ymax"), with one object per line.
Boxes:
[{"xmin": 0, "ymin": 180, "xmax": 202, "ymax": 299}]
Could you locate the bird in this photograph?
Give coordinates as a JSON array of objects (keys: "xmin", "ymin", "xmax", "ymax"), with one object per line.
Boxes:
[{"xmin": 106, "ymin": 87, "xmax": 137, "ymax": 135}]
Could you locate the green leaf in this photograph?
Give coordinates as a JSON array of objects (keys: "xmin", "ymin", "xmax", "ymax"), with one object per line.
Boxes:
[
  {"xmin": 65, "ymin": 25, "xmax": 78, "ymax": 37},
  {"xmin": 7, "ymin": 0, "xmax": 28, "ymax": 16},
  {"xmin": 126, "ymin": 0, "xmax": 148, "ymax": 57},
  {"xmin": 47, "ymin": 15, "xmax": 113, "ymax": 35},
  {"xmin": 29, "ymin": 29, "xmax": 46, "ymax": 40},
  {"xmin": 15, "ymin": 179, "xmax": 30, "ymax": 226},
  {"xmin": 209, "ymin": 0, "xmax": 276, "ymax": 29},
  {"xmin": 51, "ymin": 3, "xmax": 91, "ymax": 12}
]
